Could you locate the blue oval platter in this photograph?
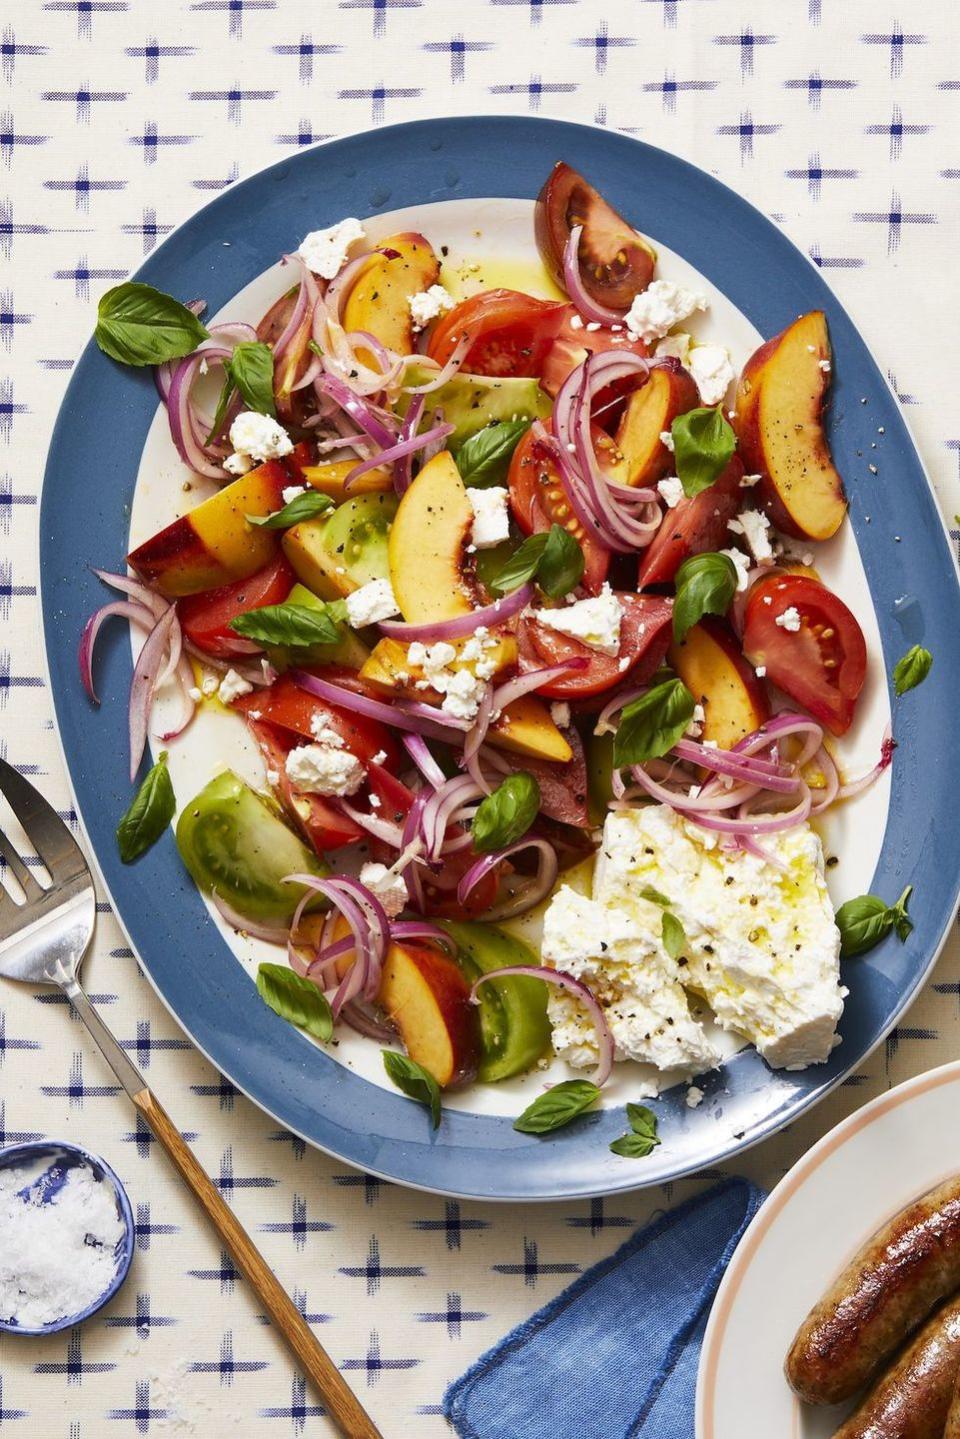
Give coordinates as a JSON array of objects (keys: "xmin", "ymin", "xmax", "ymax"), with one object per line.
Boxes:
[{"xmin": 39, "ymin": 116, "xmax": 960, "ymax": 1200}]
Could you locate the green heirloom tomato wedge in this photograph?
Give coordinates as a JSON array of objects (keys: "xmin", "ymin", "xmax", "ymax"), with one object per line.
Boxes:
[
  {"xmin": 441, "ymin": 920, "xmax": 551, "ymax": 1083},
  {"xmin": 176, "ymin": 771, "xmax": 328, "ymax": 924}
]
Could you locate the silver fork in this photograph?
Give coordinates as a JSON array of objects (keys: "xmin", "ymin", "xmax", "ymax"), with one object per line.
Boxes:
[{"xmin": 0, "ymin": 759, "xmax": 381, "ymax": 1439}]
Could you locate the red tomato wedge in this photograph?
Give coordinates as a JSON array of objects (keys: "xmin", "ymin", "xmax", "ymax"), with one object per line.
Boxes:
[
  {"xmin": 637, "ymin": 456, "xmax": 745, "ymax": 589},
  {"xmin": 538, "ymin": 303, "xmax": 650, "ymax": 400},
  {"xmin": 232, "ymin": 673, "xmax": 399, "ymax": 770},
  {"xmin": 426, "ymin": 289, "xmax": 565, "ymax": 377},
  {"xmin": 507, "ymin": 420, "xmax": 610, "ymax": 596},
  {"xmin": 517, "ymin": 723, "xmax": 590, "ymax": 828},
  {"xmin": 519, "ymin": 592, "xmax": 673, "ymax": 701},
  {"xmin": 741, "ymin": 574, "xmax": 867, "ymax": 736},
  {"xmin": 535, "ymin": 162, "xmax": 657, "ymax": 310},
  {"xmin": 177, "ymin": 556, "xmax": 295, "ymax": 659},
  {"xmin": 248, "ymin": 719, "xmax": 365, "ymax": 852}
]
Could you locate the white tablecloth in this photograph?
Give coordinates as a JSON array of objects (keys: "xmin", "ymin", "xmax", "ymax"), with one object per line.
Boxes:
[{"xmin": 3, "ymin": 0, "xmax": 959, "ymax": 1432}]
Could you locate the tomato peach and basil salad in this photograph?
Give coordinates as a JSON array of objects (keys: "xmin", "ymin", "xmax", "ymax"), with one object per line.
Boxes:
[{"xmin": 84, "ymin": 163, "xmax": 929, "ymax": 1147}]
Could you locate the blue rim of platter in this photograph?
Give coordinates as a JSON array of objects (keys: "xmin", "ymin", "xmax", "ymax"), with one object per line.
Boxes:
[
  {"xmin": 39, "ymin": 116, "xmax": 960, "ymax": 1201},
  {"xmin": 0, "ymin": 1140, "xmax": 135, "ymax": 1333}
]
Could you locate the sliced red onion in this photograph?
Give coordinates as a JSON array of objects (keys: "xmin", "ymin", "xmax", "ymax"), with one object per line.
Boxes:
[
  {"xmin": 211, "ymin": 889, "xmax": 289, "ymax": 942},
  {"xmin": 629, "ymin": 763, "xmax": 759, "ymax": 814},
  {"xmin": 379, "ymin": 583, "xmax": 534, "ymax": 642},
  {"xmin": 271, "ymin": 257, "xmax": 316, "ymax": 366},
  {"xmin": 457, "ymin": 836, "xmax": 559, "ymax": 921},
  {"xmin": 391, "ymin": 920, "xmax": 457, "ymax": 953},
  {"xmin": 286, "ymin": 872, "xmax": 389, "ymax": 1013},
  {"xmin": 689, "ymin": 784, "xmax": 813, "ymax": 836},
  {"xmin": 324, "ymin": 247, "xmax": 401, "ymax": 319},
  {"xmin": 393, "ymin": 393, "xmax": 426, "ymax": 494},
  {"xmin": 562, "ymin": 226, "xmax": 627, "ymax": 326},
  {"xmin": 79, "ymin": 599, "xmax": 158, "ymax": 703},
  {"xmin": 337, "ymin": 799, "xmax": 406, "ymax": 846},
  {"xmin": 491, "ymin": 656, "xmax": 589, "ymax": 714},
  {"xmin": 463, "ymin": 683, "xmax": 495, "ymax": 793},
  {"xmin": 401, "ymin": 734, "xmax": 447, "ymax": 789},
  {"xmin": 166, "ymin": 348, "xmax": 235, "ymax": 480},
  {"xmin": 340, "ymin": 1000, "xmax": 397, "ymax": 1042},
  {"xmin": 420, "ymin": 775, "xmax": 485, "ymax": 864},
  {"xmin": 470, "ymin": 965, "xmax": 614, "ymax": 1087},
  {"xmin": 807, "ymin": 745, "xmax": 840, "ymax": 816},
  {"xmin": 594, "ymin": 685, "xmax": 648, "ymax": 737},
  {"xmin": 672, "ymin": 738, "xmax": 798, "ymax": 793},
  {"xmin": 315, "ymin": 373, "xmax": 397, "ymax": 450},
  {"xmin": 402, "ymin": 332, "xmax": 472, "ymax": 394},
  {"xmin": 93, "ymin": 567, "xmax": 169, "ymax": 619},
  {"xmin": 128, "ymin": 605, "xmax": 177, "ymax": 779},
  {"xmin": 291, "ymin": 670, "xmax": 469, "ymax": 743},
  {"xmin": 345, "ymin": 420, "xmax": 454, "ymax": 491},
  {"xmin": 837, "ymin": 733, "xmax": 896, "ymax": 800}
]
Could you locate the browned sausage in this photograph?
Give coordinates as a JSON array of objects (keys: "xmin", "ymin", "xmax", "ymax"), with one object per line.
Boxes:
[
  {"xmin": 944, "ymin": 1366, "xmax": 960, "ymax": 1439},
  {"xmin": 831, "ymin": 1295, "xmax": 960, "ymax": 1439},
  {"xmin": 786, "ymin": 1177, "xmax": 960, "ymax": 1405}
]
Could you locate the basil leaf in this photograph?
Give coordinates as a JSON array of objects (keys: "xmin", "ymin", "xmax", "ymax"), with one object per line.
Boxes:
[
  {"xmin": 116, "ymin": 750, "xmax": 175, "ymax": 862},
  {"xmin": 382, "ymin": 1050, "xmax": 442, "ymax": 1129},
  {"xmin": 471, "ymin": 772, "xmax": 541, "ymax": 854},
  {"xmin": 639, "ymin": 885, "xmax": 672, "ymax": 907},
  {"xmin": 672, "ymin": 406, "xmax": 737, "ymax": 498},
  {"xmin": 453, "ymin": 418, "xmax": 531, "ymax": 487},
  {"xmin": 661, "ymin": 910, "xmax": 687, "ymax": 961},
  {"xmin": 538, "ymin": 524, "xmax": 585, "ymax": 598},
  {"xmin": 256, "ymin": 963, "xmax": 334, "ymax": 1041},
  {"xmin": 836, "ymin": 885, "xmax": 913, "ymax": 958},
  {"xmin": 230, "ymin": 602, "xmax": 344, "ymax": 649},
  {"xmin": 227, "ymin": 340, "xmax": 276, "ymax": 418},
  {"xmin": 249, "ymin": 491, "xmax": 334, "ymax": 530},
  {"xmin": 206, "ymin": 370, "xmax": 235, "ymax": 445},
  {"xmin": 613, "ymin": 678, "xmax": 695, "ymax": 767},
  {"xmin": 490, "ymin": 531, "xmax": 548, "ymax": 594},
  {"xmin": 490, "ymin": 524, "xmax": 583, "ymax": 599},
  {"xmin": 893, "ymin": 645, "xmax": 932, "ymax": 697},
  {"xmin": 513, "ymin": 1080, "xmax": 600, "ymax": 1135},
  {"xmin": 610, "ymin": 1102, "xmax": 661, "ymax": 1158},
  {"xmin": 96, "ymin": 281, "xmax": 210, "ymax": 366},
  {"xmin": 673, "ymin": 551, "xmax": 739, "ymax": 643}
]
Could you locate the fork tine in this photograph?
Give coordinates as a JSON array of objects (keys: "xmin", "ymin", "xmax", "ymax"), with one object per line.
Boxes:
[
  {"xmin": 0, "ymin": 826, "xmax": 44, "ymax": 901},
  {"xmin": 0, "ymin": 760, "xmax": 88, "ymax": 885}
]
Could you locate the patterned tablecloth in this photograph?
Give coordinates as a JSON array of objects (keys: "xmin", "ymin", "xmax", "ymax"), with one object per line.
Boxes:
[{"xmin": 2, "ymin": 1, "xmax": 959, "ymax": 1433}]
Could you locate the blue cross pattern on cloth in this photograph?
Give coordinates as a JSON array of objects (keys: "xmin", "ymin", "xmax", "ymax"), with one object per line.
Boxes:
[{"xmin": 1, "ymin": 0, "xmax": 959, "ymax": 1434}]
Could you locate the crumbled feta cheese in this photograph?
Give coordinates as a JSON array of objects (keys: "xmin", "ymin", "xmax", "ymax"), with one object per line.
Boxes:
[
  {"xmin": 282, "ymin": 485, "xmax": 306, "ymax": 505},
  {"xmin": 466, "ymin": 486, "xmax": 510, "ymax": 549},
  {"xmin": 407, "ymin": 639, "xmax": 487, "ymax": 720},
  {"xmin": 740, "ymin": 473, "xmax": 762, "ymax": 488},
  {"xmin": 297, "ymin": 217, "xmax": 365, "ymax": 279},
  {"xmin": 359, "ymin": 862, "xmax": 407, "ymax": 917},
  {"xmin": 408, "ymin": 284, "xmax": 454, "ymax": 330},
  {"xmin": 657, "ymin": 476, "xmax": 684, "ymax": 509},
  {"xmin": 728, "ymin": 509, "xmax": 773, "ymax": 564},
  {"xmin": 549, "ymin": 701, "xmax": 571, "ymax": 730},
  {"xmin": 344, "ymin": 577, "xmax": 400, "ymax": 627},
  {"xmin": 217, "ymin": 668, "xmax": 254, "ymax": 705},
  {"xmin": 659, "ymin": 429, "xmax": 676, "ymax": 454},
  {"xmin": 755, "ymin": 665, "xmax": 766, "ymax": 677},
  {"xmin": 688, "ymin": 344, "xmax": 735, "ymax": 406},
  {"xmin": 593, "ymin": 806, "xmax": 845, "ymax": 1070},
  {"xmin": 775, "ymin": 606, "xmax": 802, "ymax": 632},
  {"xmin": 285, "ymin": 742, "xmax": 364, "ymax": 796},
  {"xmin": 686, "ymin": 1085, "xmax": 704, "ymax": 1109},
  {"xmin": 309, "ymin": 711, "xmax": 343, "ymax": 744},
  {"xmin": 654, "ymin": 331, "xmax": 692, "ymax": 364},
  {"xmin": 459, "ymin": 628, "xmax": 500, "ymax": 680},
  {"xmin": 227, "ymin": 411, "xmax": 293, "ymax": 472},
  {"xmin": 719, "ymin": 547, "xmax": 751, "ymax": 592},
  {"xmin": 266, "ymin": 768, "xmax": 280, "ymax": 786},
  {"xmin": 535, "ymin": 584, "xmax": 623, "ymax": 656},
  {"xmin": 569, "ymin": 313, "xmax": 584, "ymax": 330},
  {"xmin": 188, "ymin": 686, "xmax": 203, "ymax": 702},
  {"xmin": 370, "ymin": 749, "xmax": 388, "ymax": 766},
  {"xmin": 201, "ymin": 674, "xmax": 219, "ymax": 697},
  {"xmin": 624, "ymin": 281, "xmax": 708, "ymax": 344},
  {"xmin": 441, "ymin": 666, "xmax": 486, "ymax": 721},
  {"xmin": 819, "ymin": 359, "xmax": 831, "ymax": 372},
  {"xmin": 369, "ymin": 794, "xmax": 381, "ymax": 808}
]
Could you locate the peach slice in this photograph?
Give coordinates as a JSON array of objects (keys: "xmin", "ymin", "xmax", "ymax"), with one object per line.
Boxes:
[
  {"xmin": 300, "ymin": 460, "xmax": 392, "ymax": 501},
  {"xmin": 733, "ymin": 310, "xmax": 847, "ymax": 542},
  {"xmin": 330, "ymin": 926, "xmax": 480, "ymax": 1089},
  {"xmin": 128, "ymin": 460, "xmax": 288, "ymax": 598},
  {"xmin": 637, "ymin": 455, "xmax": 744, "ymax": 589},
  {"xmin": 342, "ymin": 233, "xmax": 440, "ymax": 363},
  {"xmin": 387, "ymin": 450, "xmax": 474, "ymax": 624},
  {"xmin": 669, "ymin": 617, "xmax": 769, "ymax": 749},
  {"xmin": 615, "ymin": 358, "xmax": 701, "ymax": 489}
]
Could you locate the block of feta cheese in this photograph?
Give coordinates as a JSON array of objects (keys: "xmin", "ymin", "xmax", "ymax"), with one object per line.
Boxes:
[
  {"xmin": 593, "ymin": 807, "xmax": 845, "ymax": 1069},
  {"xmin": 540, "ymin": 886, "xmax": 721, "ymax": 1077}
]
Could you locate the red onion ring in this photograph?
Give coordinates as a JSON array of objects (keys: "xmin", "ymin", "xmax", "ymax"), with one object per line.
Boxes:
[
  {"xmin": 491, "ymin": 657, "xmax": 589, "ymax": 714},
  {"xmin": 379, "ymin": 583, "xmax": 534, "ymax": 643},
  {"xmin": 402, "ymin": 332, "xmax": 472, "ymax": 394},
  {"xmin": 470, "ymin": 965, "xmax": 614, "ymax": 1087},
  {"xmin": 211, "ymin": 889, "xmax": 290, "ymax": 942},
  {"xmin": 344, "ymin": 419, "xmax": 454, "ymax": 491},
  {"xmin": 457, "ymin": 835, "xmax": 559, "ymax": 920},
  {"xmin": 401, "ymin": 734, "xmax": 447, "ymax": 789},
  {"xmin": 837, "ymin": 733, "xmax": 896, "ymax": 799},
  {"xmin": 562, "ymin": 226, "xmax": 628, "ymax": 327},
  {"xmin": 315, "ymin": 373, "xmax": 397, "ymax": 450},
  {"xmin": 79, "ymin": 599, "xmax": 159, "ymax": 703},
  {"xmin": 128, "ymin": 605, "xmax": 177, "ymax": 780}
]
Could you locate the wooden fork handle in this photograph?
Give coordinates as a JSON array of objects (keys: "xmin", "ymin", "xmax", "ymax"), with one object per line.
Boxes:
[{"xmin": 133, "ymin": 1087, "xmax": 383, "ymax": 1439}]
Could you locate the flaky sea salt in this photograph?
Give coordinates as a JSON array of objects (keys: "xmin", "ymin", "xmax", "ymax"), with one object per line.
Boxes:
[{"xmin": 0, "ymin": 1160, "xmax": 125, "ymax": 1327}]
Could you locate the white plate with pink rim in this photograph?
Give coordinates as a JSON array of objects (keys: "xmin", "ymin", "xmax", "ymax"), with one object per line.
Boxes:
[{"xmin": 696, "ymin": 1059, "xmax": 960, "ymax": 1436}]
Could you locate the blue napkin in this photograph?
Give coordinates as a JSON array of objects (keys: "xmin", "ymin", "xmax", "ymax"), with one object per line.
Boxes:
[{"xmin": 444, "ymin": 1178, "xmax": 765, "ymax": 1439}]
